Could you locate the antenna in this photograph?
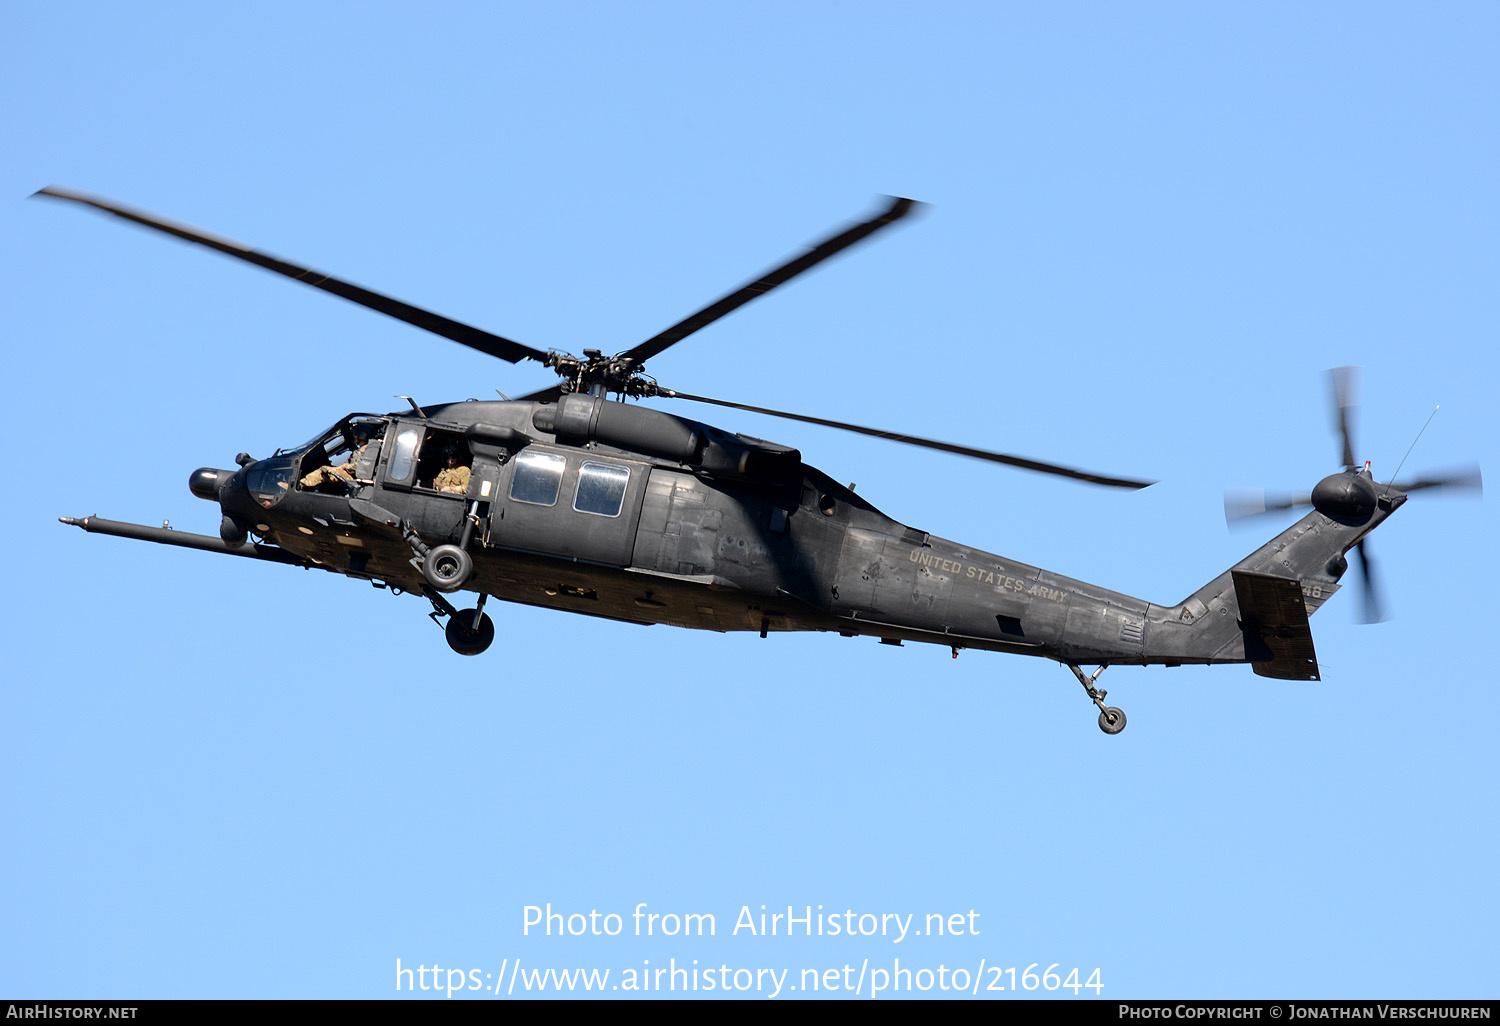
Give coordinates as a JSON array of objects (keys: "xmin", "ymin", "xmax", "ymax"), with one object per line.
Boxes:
[{"xmin": 1385, "ymin": 405, "xmax": 1439, "ymax": 490}]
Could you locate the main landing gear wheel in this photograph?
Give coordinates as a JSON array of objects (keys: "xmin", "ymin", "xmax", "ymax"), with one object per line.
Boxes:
[
  {"xmin": 422, "ymin": 544, "xmax": 473, "ymax": 593},
  {"xmin": 446, "ymin": 610, "xmax": 494, "ymax": 656},
  {"xmin": 1066, "ymin": 663, "xmax": 1127, "ymax": 735}
]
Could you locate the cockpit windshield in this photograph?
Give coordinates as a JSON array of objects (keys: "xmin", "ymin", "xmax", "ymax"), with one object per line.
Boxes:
[
  {"xmin": 277, "ymin": 413, "xmax": 387, "ymax": 457},
  {"xmin": 289, "ymin": 414, "xmax": 390, "ymax": 492},
  {"xmin": 247, "ymin": 460, "xmax": 294, "ymax": 508}
]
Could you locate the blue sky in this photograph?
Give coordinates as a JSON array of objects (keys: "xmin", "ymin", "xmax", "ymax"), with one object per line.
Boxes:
[{"xmin": 3, "ymin": 1, "xmax": 1496, "ymax": 1000}]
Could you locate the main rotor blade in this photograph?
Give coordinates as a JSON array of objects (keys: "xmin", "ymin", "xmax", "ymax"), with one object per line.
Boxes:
[
  {"xmin": 1330, "ymin": 366, "xmax": 1359, "ymax": 469},
  {"xmin": 1351, "ymin": 540, "xmax": 1387, "ymax": 624},
  {"xmin": 1223, "ymin": 489, "xmax": 1313, "ymax": 524},
  {"xmin": 619, "ymin": 196, "xmax": 924, "ymax": 366},
  {"xmin": 34, "ymin": 186, "xmax": 550, "ymax": 366},
  {"xmin": 1390, "ymin": 464, "xmax": 1483, "ymax": 496},
  {"xmin": 515, "ymin": 383, "xmax": 565, "ymax": 404},
  {"xmin": 664, "ymin": 389, "xmax": 1154, "ymax": 489}
]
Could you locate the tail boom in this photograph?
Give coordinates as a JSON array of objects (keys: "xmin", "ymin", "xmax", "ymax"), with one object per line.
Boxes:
[{"xmin": 1135, "ymin": 490, "xmax": 1405, "ymax": 675}]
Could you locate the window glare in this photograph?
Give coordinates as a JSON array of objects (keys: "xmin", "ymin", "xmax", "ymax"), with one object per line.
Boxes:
[
  {"xmin": 388, "ymin": 428, "xmax": 421, "ymax": 482},
  {"xmin": 574, "ymin": 462, "xmax": 629, "ymax": 517},
  {"xmin": 510, "ymin": 451, "xmax": 566, "ymax": 506}
]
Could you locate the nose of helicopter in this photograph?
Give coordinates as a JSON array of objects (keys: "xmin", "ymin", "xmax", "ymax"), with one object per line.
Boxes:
[{"xmin": 189, "ymin": 467, "xmax": 236, "ymax": 500}]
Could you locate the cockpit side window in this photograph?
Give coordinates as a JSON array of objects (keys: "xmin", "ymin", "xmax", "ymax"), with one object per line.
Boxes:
[{"xmin": 387, "ymin": 427, "xmax": 422, "ymax": 484}]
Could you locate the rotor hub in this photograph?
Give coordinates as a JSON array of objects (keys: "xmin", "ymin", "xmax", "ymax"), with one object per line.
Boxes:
[{"xmin": 545, "ymin": 350, "xmax": 664, "ymax": 398}]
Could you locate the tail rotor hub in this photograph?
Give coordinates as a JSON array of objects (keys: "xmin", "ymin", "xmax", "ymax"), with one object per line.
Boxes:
[{"xmin": 1311, "ymin": 470, "xmax": 1377, "ymax": 522}]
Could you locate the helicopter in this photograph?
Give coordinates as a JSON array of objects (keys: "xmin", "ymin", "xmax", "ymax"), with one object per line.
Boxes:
[{"xmin": 39, "ymin": 188, "xmax": 1481, "ymax": 734}]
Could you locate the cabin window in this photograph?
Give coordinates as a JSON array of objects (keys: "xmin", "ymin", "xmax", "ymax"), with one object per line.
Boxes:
[
  {"xmin": 387, "ymin": 427, "xmax": 422, "ymax": 484},
  {"xmin": 510, "ymin": 451, "xmax": 567, "ymax": 506},
  {"xmin": 573, "ymin": 461, "xmax": 630, "ymax": 517}
]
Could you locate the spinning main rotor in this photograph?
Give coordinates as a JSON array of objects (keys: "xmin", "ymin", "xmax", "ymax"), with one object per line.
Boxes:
[{"xmin": 35, "ymin": 187, "xmax": 1152, "ymax": 490}]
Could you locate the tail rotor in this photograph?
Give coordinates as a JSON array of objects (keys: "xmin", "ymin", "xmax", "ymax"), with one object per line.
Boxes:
[{"xmin": 1224, "ymin": 367, "xmax": 1481, "ymax": 623}]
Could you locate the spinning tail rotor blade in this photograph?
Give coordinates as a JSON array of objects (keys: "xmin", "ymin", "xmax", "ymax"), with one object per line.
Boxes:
[
  {"xmin": 1351, "ymin": 540, "xmax": 1387, "ymax": 625},
  {"xmin": 1391, "ymin": 464, "xmax": 1483, "ymax": 496},
  {"xmin": 34, "ymin": 186, "xmax": 550, "ymax": 366},
  {"xmin": 1330, "ymin": 365, "xmax": 1360, "ymax": 469},
  {"xmin": 664, "ymin": 388, "xmax": 1154, "ymax": 489},
  {"xmin": 1223, "ymin": 489, "xmax": 1313, "ymax": 524}
]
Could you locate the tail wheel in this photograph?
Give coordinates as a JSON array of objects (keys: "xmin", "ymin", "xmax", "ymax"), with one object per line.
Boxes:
[
  {"xmin": 445, "ymin": 610, "xmax": 494, "ymax": 656},
  {"xmin": 422, "ymin": 544, "xmax": 473, "ymax": 593}
]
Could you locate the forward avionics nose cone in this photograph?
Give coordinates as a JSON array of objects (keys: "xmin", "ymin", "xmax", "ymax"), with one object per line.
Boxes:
[
  {"xmin": 189, "ymin": 467, "xmax": 235, "ymax": 501},
  {"xmin": 1311, "ymin": 472, "xmax": 1376, "ymax": 521}
]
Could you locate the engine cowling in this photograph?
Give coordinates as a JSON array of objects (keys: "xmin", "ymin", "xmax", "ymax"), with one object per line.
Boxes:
[{"xmin": 531, "ymin": 394, "xmax": 800, "ymax": 484}]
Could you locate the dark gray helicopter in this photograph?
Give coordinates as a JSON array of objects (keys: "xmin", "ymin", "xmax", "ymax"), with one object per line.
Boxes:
[{"xmin": 41, "ymin": 188, "xmax": 1480, "ymax": 733}]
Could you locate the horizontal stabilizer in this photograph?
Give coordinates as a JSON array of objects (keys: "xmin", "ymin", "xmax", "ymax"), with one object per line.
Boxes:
[{"xmin": 1231, "ymin": 570, "xmax": 1320, "ymax": 681}]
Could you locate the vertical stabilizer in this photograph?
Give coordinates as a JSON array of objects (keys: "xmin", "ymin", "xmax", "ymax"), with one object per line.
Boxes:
[{"xmin": 1231, "ymin": 570, "xmax": 1319, "ymax": 680}]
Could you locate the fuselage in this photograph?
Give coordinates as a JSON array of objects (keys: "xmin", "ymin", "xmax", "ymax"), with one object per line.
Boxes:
[{"xmin": 200, "ymin": 396, "xmax": 1396, "ymax": 669}]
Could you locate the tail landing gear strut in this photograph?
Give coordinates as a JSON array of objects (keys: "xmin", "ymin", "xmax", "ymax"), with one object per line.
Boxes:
[{"xmin": 1066, "ymin": 664, "xmax": 1127, "ymax": 735}]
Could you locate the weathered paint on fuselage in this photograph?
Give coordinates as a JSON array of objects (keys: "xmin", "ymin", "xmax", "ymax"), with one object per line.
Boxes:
[{"xmin": 245, "ymin": 399, "xmax": 1396, "ymax": 670}]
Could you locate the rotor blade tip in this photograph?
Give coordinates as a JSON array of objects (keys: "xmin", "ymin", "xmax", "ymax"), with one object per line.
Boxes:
[
  {"xmin": 875, "ymin": 195, "xmax": 926, "ymax": 221},
  {"xmin": 34, "ymin": 185, "xmax": 97, "ymax": 204}
]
